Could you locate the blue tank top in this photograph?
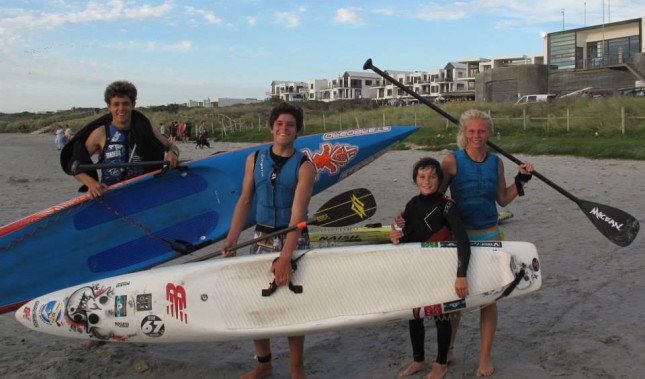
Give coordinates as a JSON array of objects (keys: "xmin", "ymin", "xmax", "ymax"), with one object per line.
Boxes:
[
  {"xmin": 100, "ymin": 124, "xmax": 143, "ymax": 185},
  {"xmin": 449, "ymin": 150, "xmax": 499, "ymax": 229},
  {"xmin": 254, "ymin": 148, "xmax": 306, "ymax": 228}
]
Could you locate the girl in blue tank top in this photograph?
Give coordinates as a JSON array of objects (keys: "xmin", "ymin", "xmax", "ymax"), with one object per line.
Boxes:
[{"xmin": 439, "ymin": 109, "xmax": 534, "ymax": 377}]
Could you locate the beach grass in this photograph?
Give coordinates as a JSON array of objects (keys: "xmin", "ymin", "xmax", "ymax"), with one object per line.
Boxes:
[{"xmin": 2, "ymin": 97, "xmax": 644, "ymax": 160}]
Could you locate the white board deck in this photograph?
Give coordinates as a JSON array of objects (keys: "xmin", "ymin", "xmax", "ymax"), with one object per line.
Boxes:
[{"xmin": 16, "ymin": 241, "xmax": 541, "ymax": 343}]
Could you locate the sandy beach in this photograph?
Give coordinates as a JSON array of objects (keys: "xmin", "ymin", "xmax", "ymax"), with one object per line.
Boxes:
[{"xmin": 0, "ymin": 132, "xmax": 643, "ymax": 378}]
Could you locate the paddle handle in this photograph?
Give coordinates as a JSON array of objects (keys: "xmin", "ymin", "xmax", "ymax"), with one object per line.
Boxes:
[{"xmin": 363, "ymin": 58, "xmax": 580, "ymax": 205}]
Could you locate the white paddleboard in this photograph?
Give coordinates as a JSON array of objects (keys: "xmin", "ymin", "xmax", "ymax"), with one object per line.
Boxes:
[{"xmin": 15, "ymin": 241, "xmax": 541, "ymax": 343}]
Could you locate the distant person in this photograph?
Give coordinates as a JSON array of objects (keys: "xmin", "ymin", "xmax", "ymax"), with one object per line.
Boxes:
[
  {"xmin": 198, "ymin": 120, "xmax": 207, "ymax": 138},
  {"xmin": 159, "ymin": 122, "xmax": 166, "ymax": 137},
  {"xmin": 54, "ymin": 126, "xmax": 64, "ymax": 150},
  {"xmin": 184, "ymin": 121, "xmax": 192, "ymax": 142},
  {"xmin": 60, "ymin": 80, "xmax": 180, "ymax": 198},
  {"xmin": 391, "ymin": 157, "xmax": 471, "ymax": 379},
  {"xmin": 439, "ymin": 109, "xmax": 534, "ymax": 377},
  {"xmin": 64, "ymin": 125, "xmax": 73, "ymax": 144},
  {"xmin": 221, "ymin": 102, "xmax": 316, "ymax": 379}
]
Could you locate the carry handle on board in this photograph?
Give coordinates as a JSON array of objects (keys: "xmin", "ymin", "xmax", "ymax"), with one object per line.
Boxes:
[
  {"xmin": 188, "ymin": 187, "xmax": 377, "ymax": 263},
  {"xmin": 363, "ymin": 58, "xmax": 639, "ymax": 247}
]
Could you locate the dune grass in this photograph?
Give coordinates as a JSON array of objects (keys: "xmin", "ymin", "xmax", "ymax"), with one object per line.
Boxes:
[{"xmin": 2, "ymin": 97, "xmax": 644, "ymax": 160}]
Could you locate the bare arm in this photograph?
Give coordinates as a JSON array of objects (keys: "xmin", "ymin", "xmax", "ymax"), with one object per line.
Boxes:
[
  {"xmin": 439, "ymin": 153, "xmax": 456, "ymax": 194},
  {"xmin": 74, "ymin": 127, "xmax": 107, "ymax": 198},
  {"xmin": 496, "ymin": 159, "xmax": 534, "ymax": 207},
  {"xmin": 221, "ymin": 153, "xmax": 256, "ymax": 257},
  {"xmin": 272, "ymin": 160, "xmax": 316, "ymax": 286}
]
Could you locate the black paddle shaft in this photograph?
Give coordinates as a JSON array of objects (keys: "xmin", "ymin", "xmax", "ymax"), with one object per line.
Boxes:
[
  {"xmin": 188, "ymin": 188, "xmax": 377, "ymax": 262},
  {"xmin": 363, "ymin": 58, "xmax": 639, "ymax": 246},
  {"xmin": 362, "ymin": 59, "xmax": 571, "ymax": 199}
]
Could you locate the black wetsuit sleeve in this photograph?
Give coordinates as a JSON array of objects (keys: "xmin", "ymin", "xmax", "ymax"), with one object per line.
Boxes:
[
  {"xmin": 399, "ymin": 200, "xmax": 415, "ymax": 244},
  {"xmin": 443, "ymin": 201, "xmax": 471, "ymax": 277}
]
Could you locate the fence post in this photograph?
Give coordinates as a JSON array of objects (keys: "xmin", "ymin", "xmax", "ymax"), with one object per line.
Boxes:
[
  {"xmin": 621, "ymin": 107, "xmax": 625, "ymax": 135},
  {"xmin": 323, "ymin": 113, "xmax": 326, "ymax": 130},
  {"xmin": 567, "ymin": 107, "xmax": 570, "ymax": 132},
  {"xmin": 383, "ymin": 112, "xmax": 385, "ymax": 126},
  {"xmin": 523, "ymin": 108, "xmax": 527, "ymax": 131}
]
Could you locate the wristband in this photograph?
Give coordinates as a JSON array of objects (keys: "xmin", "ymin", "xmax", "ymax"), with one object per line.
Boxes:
[
  {"xmin": 516, "ymin": 172, "xmax": 532, "ymax": 183},
  {"xmin": 515, "ymin": 175, "xmax": 525, "ymax": 197}
]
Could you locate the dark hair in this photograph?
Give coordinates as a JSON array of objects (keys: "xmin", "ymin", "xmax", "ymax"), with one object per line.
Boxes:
[
  {"xmin": 269, "ymin": 102, "xmax": 304, "ymax": 131},
  {"xmin": 412, "ymin": 157, "xmax": 443, "ymax": 183},
  {"xmin": 104, "ymin": 81, "xmax": 137, "ymax": 105}
]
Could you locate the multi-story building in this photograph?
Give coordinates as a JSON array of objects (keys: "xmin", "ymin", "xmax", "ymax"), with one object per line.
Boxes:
[
  {"xmin": 267, "ymin": 81, "xmax": 309, "ymax": 101},
  {"xmin": 267, "ymin": 17, "xmax": 645, "ymax": 104},
  {"xmin": 307, "ymin": 72, "xmax": 381, "ymax": 102}
]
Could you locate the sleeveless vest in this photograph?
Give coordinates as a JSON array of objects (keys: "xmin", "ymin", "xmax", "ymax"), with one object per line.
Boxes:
[
  {"xmin": 254, "ymin": 148, "xmax": 305, "ymax": 227},
  {"xmin": 99, "ymin": 124, "xmax": 143, "ymax": 185},
  {"xmin": 449, "ymin": 150, "xmax": 499, "ymax": 229}
]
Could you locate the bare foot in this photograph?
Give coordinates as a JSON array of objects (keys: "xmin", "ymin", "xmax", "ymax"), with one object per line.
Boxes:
[
  {"xmin": 399, "ymin": 361, "xmax": 427, "ymax": 377},
  {"xmin": 476, "ymin": 359, "xmax": 495, "ymax": 377},
  {"xmin": 425, "ymin": 362, "xmax": 448, "ymax": 379},
  {"xmin": 446, "ymin": 346, "xmax": 454, "ymax": 364},
  {"xmin": 291, "ymin": 365, "xmax": 306, "ymax": 379},
  {"xmin": 241, "ymin": 362, "xmax": 272, "ymax": 379}
]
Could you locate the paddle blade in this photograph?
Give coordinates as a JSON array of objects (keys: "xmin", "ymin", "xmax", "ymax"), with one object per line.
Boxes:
[
  {"xmin": 311, "ymin": 188, "xmax": 376, "ymax": 227},
  {"xmin": 578, "ymin": 199, "xmax": 640, "ymax": 247}
]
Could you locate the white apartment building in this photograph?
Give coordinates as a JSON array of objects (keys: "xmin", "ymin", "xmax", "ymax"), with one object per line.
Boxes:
[
  {"xmin": 306, "ymin": 72, "xmax": 381, "ymax": 102},
  {"xmin": 267, "ymin": 81, "xmax": 309, "ymax": 101}
]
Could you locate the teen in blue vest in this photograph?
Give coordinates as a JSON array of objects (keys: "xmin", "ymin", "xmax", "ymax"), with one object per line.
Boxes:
[
  {"xmin": 440, "ymin": 109, "xmax": 534, "ymax": 377},
  {"xmin": 61, "ymin": 81, "xmax": 179, "ymax": 198},
  {"xmin": 221, "ymin": 102, "xmax": 316, "ymax": 379}
]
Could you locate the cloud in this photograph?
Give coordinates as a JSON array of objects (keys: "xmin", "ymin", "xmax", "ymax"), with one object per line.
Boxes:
[
  {"xmin": 0, "ymin": 1, "xmax": 173, "ymax": 43},
  {"xmin": 415, "ymin": 3, "xmax": 468, "ymax": 21},
  {"xmin": 275, "ymin": 12, "xmax": 299, "ymax": 28},
  {"xmin": 145, "ymin": 40, "xmax": 193, "ymax": 53},
  {"xmin": 247, "ymin": 16, "xmax": 257, "ymax": 25},
  {"xmin": 373, "ymin": 8, "xmax": 394, "ymax": 16},
  {"xmin": 334, "ymin": 8, "xmax": 366, "ymax": 25},
  {"xmin": 184, "ymin": 5, "xmax": 222, "ymax": 24}
]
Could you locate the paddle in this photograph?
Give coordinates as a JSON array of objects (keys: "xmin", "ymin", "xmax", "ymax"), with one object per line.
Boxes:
[
  {"xmin": 363, "ymin": 58, "xmax": 640, "ymax": 247},
  {"xmin": 70, "ymin": 160, "xmax": 170, "ymax": 175},
  {"xmin": 189, "ymin": 187, "xmax": 377, "ymax": 262}
]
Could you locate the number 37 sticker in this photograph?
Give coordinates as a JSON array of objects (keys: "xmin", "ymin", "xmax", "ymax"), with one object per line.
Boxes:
[{"xmin": 141, "ymin": 315, "xmax": 165, "ymax": 337}]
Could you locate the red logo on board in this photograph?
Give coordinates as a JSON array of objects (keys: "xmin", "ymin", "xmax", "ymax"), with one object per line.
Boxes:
[
  {"xmin": 22, "ymin": 306, "xmax": 31, "ymax": 320},
  {"xmin": 304, "ymin": 143, "xmax": 358, "ymax": 175},
  {"xmin": 166, "ymin": 283, "xmax": 188, "ymax": 324},
  {"xmin": 423, "ymin": 304, "xmax": 443, "ymax": 317}
]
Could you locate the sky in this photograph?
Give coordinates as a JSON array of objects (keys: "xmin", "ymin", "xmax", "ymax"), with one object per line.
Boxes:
[{"xmin": 1, "ymin": 1, "xmax": 644, "ymax": 113}]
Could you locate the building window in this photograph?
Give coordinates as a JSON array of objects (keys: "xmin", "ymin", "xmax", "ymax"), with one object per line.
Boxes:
[
  {"xmin": 548, "ymin": 32, "xmax": 576, "ymax": 70},
  {"xmin": 365, "ymin": 80, "xmax": 372, "ymax": 86}
]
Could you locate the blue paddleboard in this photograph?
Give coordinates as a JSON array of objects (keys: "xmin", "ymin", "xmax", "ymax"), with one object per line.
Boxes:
[{"xmin": 0, "ymin": 126, "xmax": 418, "ymax": 313}]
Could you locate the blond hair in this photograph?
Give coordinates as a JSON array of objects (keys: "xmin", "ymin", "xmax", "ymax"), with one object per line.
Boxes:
[{"xmin": 456, "ymin": 109, "xmax": 493, "ymax": 149}]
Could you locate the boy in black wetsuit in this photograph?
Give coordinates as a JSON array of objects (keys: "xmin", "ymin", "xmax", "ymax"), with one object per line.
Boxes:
[{"xmin": 390, "ymin": 157, "xmax": 471, "ymax": 379}]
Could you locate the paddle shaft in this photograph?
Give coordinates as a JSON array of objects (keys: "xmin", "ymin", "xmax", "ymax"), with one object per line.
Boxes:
[
  {"xmin": 71, "ymin": 160, "xmax": 169, "ymax": 175},
  {"xmin": 363, "ymin": 59, "xmax": 580, "ymax": 204},
  {"xmin": 188, "ymin": 188, "xmax": 377, "ymax": 262}
]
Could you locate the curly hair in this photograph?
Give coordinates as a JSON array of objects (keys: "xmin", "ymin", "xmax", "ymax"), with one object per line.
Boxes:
[
  {"xmin": 269, "ymin": 102, "xmax": 304, "ymax": 132},
  {"xmin": 104, "ymin": 81, "xmax": 137, "ymax": 105}
]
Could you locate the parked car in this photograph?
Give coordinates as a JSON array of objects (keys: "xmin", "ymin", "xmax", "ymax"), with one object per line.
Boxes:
[{"xmin": 514, "ymin": 94, "xmax": 557, "ymax": 105}]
